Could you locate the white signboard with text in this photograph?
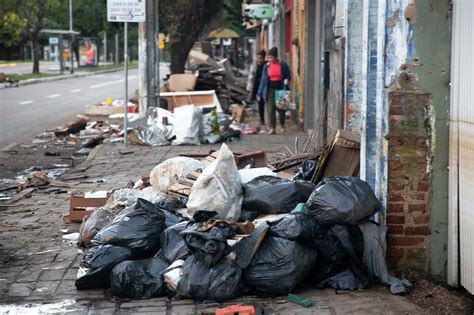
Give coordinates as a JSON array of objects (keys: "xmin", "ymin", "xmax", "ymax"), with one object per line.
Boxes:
[{"xmin": 107, "ymin": 0, "xmax": 145, "ymax": 23}]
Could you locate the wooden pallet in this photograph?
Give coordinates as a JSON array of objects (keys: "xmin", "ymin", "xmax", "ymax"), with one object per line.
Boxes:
[{"xmin": 168, "ymin": 171, "xmax": 202, "ymax": 197}]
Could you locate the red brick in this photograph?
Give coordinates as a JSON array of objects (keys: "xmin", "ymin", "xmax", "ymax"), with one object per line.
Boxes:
[
  {"xmin": 418, "ymin": 182, "xmax": 429, "ymax": 192},
  {"xmin": 414, "ymin": 226, "xmax": 431, "ymax": 235},
  {"xmin": 389, "ymin": 105, "xmax": 404, "ymax": 115},
  {"xmin": 388, "ymin": 193, "xmax": 404, "ymax": 202},
  {"xmin": 388, "ymin": 203, "xmax": 404, "ymax": 213},
  {"xmin": 407, "ymin": 248, "xmax": 427, "ymax": 258},
  {"xmin": 387, "ymin": 247, "xmax": 404, "ymax": 258},
  {"xmin": 387, "ymin": 224, "xmax": 404, "ymax": 235},
  {"xmin": 408, "ymin": 203, "xmax": 427, "ymax": 213},
  {"xmin": 389, "ymin": 181, "xmax": 404, "ymax": 191},
  {"xmin": 388, "ymin": 159, "xmax": 402, "ymax": 170},
  {"xmin": 417, "ymin": 161, "xmax": 427, "ymax": 169},
  {"xmin": 389, "ymin": 94, "xmax": 401, "ymax": 105},
  {"xmin": 388, "ymin": 236, "xmax": 425, "ymax": 246},
  {"xmin": 413, "ymin": 193, "xmax": 426, "ymax": 201},
  {"xmin": 405, "ymin": 226, "xmax": 431, "ymax": 236},
  {"xmin": 414, "ymin": 214, "xmax": 430, "ymax": 224},
  {"xmin": 387, "ymin": 215, "xmax": 405, "ymax": 224},
  {"xmin": 389, "ymin": 171, "xmax": 403, "ymax": 178},
  {"xmin": 404, "ymin": 227, "xmax": 415, "ymax": 235}
]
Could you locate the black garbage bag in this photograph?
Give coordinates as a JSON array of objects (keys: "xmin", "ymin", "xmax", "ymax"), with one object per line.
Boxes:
[
  {"xmin": 290, "ymin": 160, "xmax": 316, "ymax": 181},
  {"xmin": 311, "ymin": 224, "xmax": 349, "ymax": 284},
  {"xmin": 268, "ymin": 213, "xmax": 318, "ymax": 244},
  {"xmin": 314, "ymin": 225, "xmax": 369, "ymax": 290},
  {"xmin": 243, "ymin": 176, "xmax": 315, "ymax": 214},
  {"xmin": 110, "ymin": 256, "xmax": 170, "ymax": 299},
  {"xmin": 160, "ymin": 221, "xmax": 191, "ymax": 263},
  {"xmin": 318, "ymin": 269, "xmax": 358, "ymax": 291},
  {"xmin": 305, "ymin": 176, "xmax": 381, "ymax": 225},
  {"xmin": 156, "ymin": 196, "xmax": 187, "ymax": 227},
  {"xmin": 243, "ymin": 236, "xmax": 318, "ymax": 295},
  {"xmin": 92, "ymin": 198, "xmax": 166, "ymax": 257},
  {"xmin": 156, "ymin": 195, "xmax": 187, "ymax": 212},
  {"xmin": 238, "ymin": 209, "xmax": 260, "ymax": 222},
  {"xmin": 177, "ymin": 255, "xmax": 242, "ymax": 301},
  {"xmin": 180, "ymin": 224, "xmax": 233, "ymax": 266},
  {"xmin": 75, "ymin": 245, "xmax": 132, "ymax": 290}
]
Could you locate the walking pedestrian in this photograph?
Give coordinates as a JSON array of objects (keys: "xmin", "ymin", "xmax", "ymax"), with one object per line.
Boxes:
[
  {"xmin": 257, "ymin": 47, "xmax": 291, "ymax": 135},
  {"xmin": 247, "ymin": 50, "xmax": 267, "ymax": 128}
]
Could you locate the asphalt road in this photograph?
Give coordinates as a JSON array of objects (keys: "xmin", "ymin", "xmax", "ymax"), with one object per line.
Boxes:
[{"xmin": 0, "ymin": 69, "xmax": 139, "ymax": 149}]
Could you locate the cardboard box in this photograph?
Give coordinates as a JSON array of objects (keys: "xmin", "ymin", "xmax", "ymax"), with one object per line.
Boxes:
[
  {"xmin": 169, "ymin": 74, "xmax": 197, "ymax": 92},
  {"xmin": 63, "ymin": 207, "xmax": 96, "ymax": 223},
  {"xmin": 160, "ymin": 90, "xmax": 223, "ymax": 112},
  {"xmin": 84, "ymin": 104, "xmax": 137, "ymax": 116},
  {"xmin": 64, "ymin": 192, "xmax": 110, "ymax": 223},
  {"xmin": 232, "ymin": 106, "xmax": 246, "ymax": 124}
]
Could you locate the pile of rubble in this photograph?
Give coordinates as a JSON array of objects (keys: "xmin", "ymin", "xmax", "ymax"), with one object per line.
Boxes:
[{"xmin": 71, "ymin": 142, "xmax": 412, "ymax": 301}]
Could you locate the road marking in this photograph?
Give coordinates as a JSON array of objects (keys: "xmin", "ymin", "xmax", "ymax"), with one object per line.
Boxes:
[
  {"xmin": 70, "ymin": 89, "xmax": 82, "ymax": 93},
  {"xmin": 48, "ymin": 94, "xmax": 61, "ymax": 98},
  {"xmin": 89, "ymin": 75, "xmax": 137, "ymax": 89},
  {"xmin": 18, "ymin": 100, "xmax": 34, "ymax": 105}
]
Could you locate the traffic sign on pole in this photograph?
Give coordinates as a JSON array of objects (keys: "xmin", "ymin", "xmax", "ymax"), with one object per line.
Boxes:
[
  {"xmin": 107, "ymin": 0, "xmax": 146, "ymax": 23},
  {"xmin": 107, "ymin": 0, "xmax": 145, "ymax": 146}
]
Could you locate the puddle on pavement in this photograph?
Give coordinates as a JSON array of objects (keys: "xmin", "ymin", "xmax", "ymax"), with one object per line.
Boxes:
[{"xmin": 0, "ymin": 299, "xmax": 80, "ymax": 314}]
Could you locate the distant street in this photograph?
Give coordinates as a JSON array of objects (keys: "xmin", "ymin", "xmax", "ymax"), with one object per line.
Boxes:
[{"xmin": 0, "ymin": 69, "xmax": 139, "ymax": 149}]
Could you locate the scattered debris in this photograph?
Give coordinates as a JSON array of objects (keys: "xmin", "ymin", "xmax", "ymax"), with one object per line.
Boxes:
[{"xmin": 66, "ymin": 141, "xmax": 408, "ymax": 302}]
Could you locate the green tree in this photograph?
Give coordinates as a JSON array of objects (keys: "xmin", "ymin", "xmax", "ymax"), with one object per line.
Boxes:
[
  {"xmin": 159, "ymin": 0, "xmax": 224, "ymax": 74},
  {"xmin": 0, "ymin": 12, "xmax": 27, "ymax": 47},
  {"xmin": 0, "ymin": 0, "xmax": 47, "ymax": 73}
]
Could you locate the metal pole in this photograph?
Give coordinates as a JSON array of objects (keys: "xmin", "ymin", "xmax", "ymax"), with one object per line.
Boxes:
[
  {"xmin": 104, "ymin": 31, "xmax": 107, "ymax": 63},
  {"xmin": 124, "ymin": 22, "xmax": 129, "ymax": 146},
  {"xmin": 59, "ymin": 36, "xmax": 64, "ymax": 74},
  {"xmin": 155, "ymin": 0, "xmax": 160, "ymax": 105},
  {"xmin": 69, "ymin": 0, "xmax": 74, "ymax": 74},
  {"xmin": 115, "ymin": 33, "xmax": 119, "ymax": 64}
]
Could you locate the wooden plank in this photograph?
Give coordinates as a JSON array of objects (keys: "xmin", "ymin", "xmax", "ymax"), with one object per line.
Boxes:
[
  {"xmin": 178, "ymin": 179, "xmax": 194, "ymax": 188},
  {"xmin": 168, "ymin": 183, "xmax": 191, "ymax": 196},
  {"xmin": 187, "ymin": 172, "xmax": 202, "ymax": 180}
]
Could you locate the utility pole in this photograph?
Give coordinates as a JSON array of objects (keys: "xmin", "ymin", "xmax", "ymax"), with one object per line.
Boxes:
[
  {"xmin": 124, "ymin": 22, "xmax": 129, "ymax": 146},
  {"xmin": 139, "ymin": 0, "xmax": 160, "ymax": 113},
  {"xmin": 103, "ymin": 32, "xmax": 107, "ymax": 62},
  {"xmin": 69, "ymin": 0, "xmax": 74, "ymax": 74},
  {"xmin": 115, "ymin": 33, "xmax": 119, "ymax": 64},
  {"xmin": 154, "ymin": 0, "xmax": 160, "ymax": 107}
]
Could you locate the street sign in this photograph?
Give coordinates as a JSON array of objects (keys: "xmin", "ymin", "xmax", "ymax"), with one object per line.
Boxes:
[
  {"xmin": 107, "ymin": 0, "xmax": 146, "ymax": 23},
  {"xmin": 107, "ymin": 0, "xmax": 146, "ymax": 146},
  {"xmin": 49, "ymin": 37, "xmax": 59, "ymax": 45},
  {"xmin": 245, "ymin": 4, "xmax": 273, "ymax": 20}
]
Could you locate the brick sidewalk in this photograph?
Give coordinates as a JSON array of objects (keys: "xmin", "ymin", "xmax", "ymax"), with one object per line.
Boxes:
[{"xmin": 0, "ymin": 127, "xmax": 423, "ymax": 314}]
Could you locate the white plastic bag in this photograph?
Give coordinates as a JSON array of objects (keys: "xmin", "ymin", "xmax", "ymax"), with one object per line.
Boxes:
[
  {"xmin": 238, "ymin": 167, "xmax": 277, "ymax": 184},
  {"xmin": 171, "ymin": 105, "xmax": 202, "ymax": 145},
  {"xmin": 186, "ymin": 143, "xmax": 243, "ymax": 220},
  {"xmin": 150, "ymin": 157, "xmax": 203, "ymax": 193}
]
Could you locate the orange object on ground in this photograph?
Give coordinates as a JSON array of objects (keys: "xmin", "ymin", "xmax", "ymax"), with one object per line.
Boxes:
[{"xmin": 215, "ymin": 305, "xmax": 255, "ymax": 315}]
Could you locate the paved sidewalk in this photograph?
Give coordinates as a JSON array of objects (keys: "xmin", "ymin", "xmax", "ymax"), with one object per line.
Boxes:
[{"xmin": 0, "ymin": 125, "xmax": 423, "ymax": 314}]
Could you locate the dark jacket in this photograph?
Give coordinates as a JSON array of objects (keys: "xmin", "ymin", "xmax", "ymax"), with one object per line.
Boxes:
[{"xmin": 257, "ymin": 60, "xmax": 291, "ymax": 102}]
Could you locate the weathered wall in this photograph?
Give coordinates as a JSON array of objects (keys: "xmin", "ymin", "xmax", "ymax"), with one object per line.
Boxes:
[
  {"xmin": 386, "ymin": 73, "xmax": 433, "ymax": 270},
  {"xmin": 412, "ymin": 0, "xmax": 451, "ymax": 279},
  {"xmin": 290, "ymin": 0, "xmax": 305, "ymax": 124},
  {"xmin": 385, "ymin": 0, "xmax": 451, "ymax": 277}
]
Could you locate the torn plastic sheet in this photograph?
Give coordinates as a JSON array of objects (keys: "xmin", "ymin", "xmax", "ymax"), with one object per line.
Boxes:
[
  {"xmin": 131, "ymin": 124, "xmax": 171, "ymax": 147},
  {"xmin": 360, "ymin": 221, "xmax": 412, "ymax": 294}
]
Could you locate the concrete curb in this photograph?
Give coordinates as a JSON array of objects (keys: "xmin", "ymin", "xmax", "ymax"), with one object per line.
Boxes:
[{"xmin": 0, "ymin": 67, "xmax": 137, "ymax": 89}]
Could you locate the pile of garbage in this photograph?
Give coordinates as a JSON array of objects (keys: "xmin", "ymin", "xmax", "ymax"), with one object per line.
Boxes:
[
  {"xmin": 74, "ymin": 143, "xmax": 411, "ymax": 301},
  {"xmin": 128, "ymin": 105, "xmax": 250, "ymax": 147}
]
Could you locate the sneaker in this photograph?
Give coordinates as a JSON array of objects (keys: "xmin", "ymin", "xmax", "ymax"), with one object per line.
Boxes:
[
  {"xmin": 267, "ymin": 128, "xmax": 275, "ymax": 135},
  {"xmin": 279, "ymin": 126, "xmax": 287, "ymax": 133}
]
